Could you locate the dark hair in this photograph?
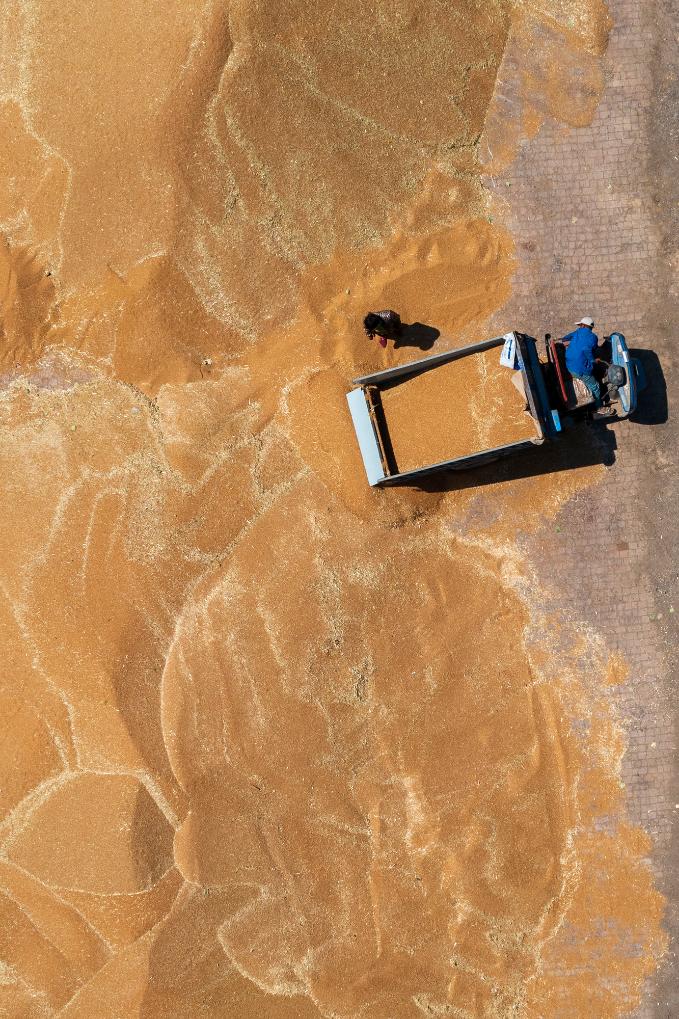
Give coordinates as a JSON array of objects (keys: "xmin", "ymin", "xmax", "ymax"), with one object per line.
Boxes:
[{"xmin": 364, "ymin": 313, "xmax": 380, "ymax": 333}]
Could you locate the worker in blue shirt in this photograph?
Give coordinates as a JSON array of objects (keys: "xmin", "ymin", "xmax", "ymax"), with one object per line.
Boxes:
[{"xmin": 561, "ymin": 316, "xmax": 607, "ymax": 407}]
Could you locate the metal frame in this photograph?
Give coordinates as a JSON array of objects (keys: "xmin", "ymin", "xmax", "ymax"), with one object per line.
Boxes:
[
  {"xmin": 518, "ymin": 334, "xmax": 561, "ymax": 436},
  {"xmin": 353, "ymin": 334, "xmax": 510, "ymax": 387},
  {"xmin": 347, "ymin": 332, "xmax": 554, "ymax": 487},
  {"xmin": 346, "ymin": 388, "xmax": 388, "ymax": 485},
  {"xmin": 611, "ymin": 332, "xmax": 637, "ymax": 417}
]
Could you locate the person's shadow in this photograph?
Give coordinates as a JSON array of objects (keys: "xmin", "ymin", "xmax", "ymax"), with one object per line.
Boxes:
[{"xmin": 394, "ymin": 321, "xmax": 440, "ymax": 351}]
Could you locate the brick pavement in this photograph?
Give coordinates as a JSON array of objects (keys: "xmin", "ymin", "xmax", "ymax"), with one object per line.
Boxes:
[{"xmin": 482, "ymin": 1, "xmax": 679, "ymax": 1015}]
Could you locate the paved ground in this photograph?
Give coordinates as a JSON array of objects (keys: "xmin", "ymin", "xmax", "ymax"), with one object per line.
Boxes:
[{"xmin": 487, "ymin": 1, "xmax": 679, "ymax": 1014}]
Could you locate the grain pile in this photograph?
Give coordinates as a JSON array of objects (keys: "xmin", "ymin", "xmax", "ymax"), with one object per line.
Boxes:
[
  {"xmin": 380, "ymin": 347, "xmax": 536, "ymax": 471},
  {"xmin": 0, "ymin": 0, "xmax": 665, "ymax": 1017}
]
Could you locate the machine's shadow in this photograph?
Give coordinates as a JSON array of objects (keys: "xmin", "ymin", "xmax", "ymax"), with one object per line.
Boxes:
[
  {"xmin": 629, "ymin": 348, "xmax": 668, "ymax": 425},
  {"xmin": 410, "ymin": 422, "xmax": 618, "ymax": 494}
]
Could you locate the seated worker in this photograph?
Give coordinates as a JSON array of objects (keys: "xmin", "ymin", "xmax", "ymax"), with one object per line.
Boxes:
[
  {"xmin": 364, "ymin": 310, "xmax": 402, "ymax": 349},
  {"xmin": 561, "ymin": 316, "xmax": 612, "ymax": 414}
]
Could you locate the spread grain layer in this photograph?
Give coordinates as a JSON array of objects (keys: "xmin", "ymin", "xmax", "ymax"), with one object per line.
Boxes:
[
  {"xmin": 0, "ymin": 0, "xmax": 666, "ymax": 1016},
  {"xmin": 380, "ymin": 348, "xmax": 536, "ymax": 471}
]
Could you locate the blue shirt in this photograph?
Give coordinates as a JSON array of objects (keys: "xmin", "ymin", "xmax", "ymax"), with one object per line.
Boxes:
[{"xmin": 563, "ymin": 327, "xmax": 598, "ymax": 375}]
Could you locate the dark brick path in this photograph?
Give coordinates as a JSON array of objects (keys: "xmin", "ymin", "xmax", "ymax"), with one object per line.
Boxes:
[{"xmin": 483, "ymin": 1, "xmax": 679, "ymax": 1015}]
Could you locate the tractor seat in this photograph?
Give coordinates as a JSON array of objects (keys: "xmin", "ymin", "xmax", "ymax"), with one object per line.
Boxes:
[{"xmin": 548, "ymin": 338, "xmax": 595, "ymax": 410}]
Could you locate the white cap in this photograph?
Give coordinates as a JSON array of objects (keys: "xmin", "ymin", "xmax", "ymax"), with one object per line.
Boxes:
[{"xmin": 576, "ymin": 316, "xmax": 594, "ymax": 327}]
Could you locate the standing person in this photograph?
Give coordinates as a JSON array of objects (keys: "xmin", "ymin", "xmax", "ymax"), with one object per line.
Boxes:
[
  {"xmin": 363, "ymin": 310, "xmax": 402, "ymax": 349},
  {"xmin": 561, "ymin": 316, "xmax": 609, "ymax": 409}
]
